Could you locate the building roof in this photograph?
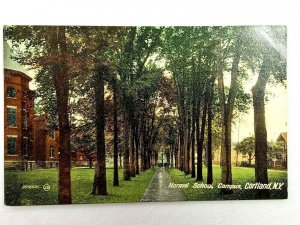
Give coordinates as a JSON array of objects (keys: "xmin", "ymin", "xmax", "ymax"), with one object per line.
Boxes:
[
  {"xmin": 277, "ymin": 132, "xmax": 287, "ymax": 142},
  {"xmin": 4, "ymin": 68, "xmax": 32, "ymax": 81},
  {"xmin": 4, "ymin": 42, "xmax": 32, "ymax": 81}
]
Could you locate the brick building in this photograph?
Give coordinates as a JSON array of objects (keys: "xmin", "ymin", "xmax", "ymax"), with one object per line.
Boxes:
[
  {"xmin": 4, "ymin": 42, "xmax": 59, "ymax": 169},
  {"xmin": 4, "ymin": 68, "xmax": 36, "ymax": 169},
  {"xmin": 72, "ymin": 148, "xmax": 97, "ymax": 167},
  {"xmin": 33, "ymin": 115, "xmax": 60, "ymax": 168}
]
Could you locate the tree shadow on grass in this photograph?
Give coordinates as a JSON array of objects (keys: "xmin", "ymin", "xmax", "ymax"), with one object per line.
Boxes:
[
  {"xmin": 5, "ymin": 170, "xmax": 58, "ymax": 205},
  {"xmin": 5, "ymin": 172, "xmax": 23, "ymax": 206}
]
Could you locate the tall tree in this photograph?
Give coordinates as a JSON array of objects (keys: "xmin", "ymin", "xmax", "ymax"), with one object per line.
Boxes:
[
  {"xmin": 216, "ymin": 27, "xmax": 243, "ymax": 193},
  {"xmin": 79, "ymin": 27, "xmax": 123, "ymax": 193},
  {"xmin": 5, "ymin": 26, "xmax": 73, "ymax": 204},
  {"xmin": 52, "ymin": 27, "xmax": 72, "ymax": 203},
  {"xmin": 247, "ymin": 26, "xmax": 286, "ymax": 190},
  {"xmin": 113, "ymin": 79, "xmax": 119, "ymax": 186},
  {"xmin": 92, "ymin": 65, "xmax": 108, "ymax": 195},
  {"xmin": 206, "ymin": 81, "xmax": 214, "ymax": 184},
  {"xmin": 196, "ymin": 86, "xmax": 208, "ymax": 181}
]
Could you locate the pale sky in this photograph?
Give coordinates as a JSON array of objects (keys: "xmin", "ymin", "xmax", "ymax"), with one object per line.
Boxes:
[
  {"xmin": 4, "ymin": 42, "xmax": 37, "ymax": 90},
  {"xmin": 231, "ymin": 71, "xmax": 287, "ymax": 143}
]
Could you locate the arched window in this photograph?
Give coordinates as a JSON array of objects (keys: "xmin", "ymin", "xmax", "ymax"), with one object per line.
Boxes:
[{"xmin": 7, "ymin": 86, "xmax": 16, "ymax": 98}]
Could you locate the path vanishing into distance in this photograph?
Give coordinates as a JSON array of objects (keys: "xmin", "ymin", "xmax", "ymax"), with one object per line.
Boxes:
[{"xmin": 141, "ymin": 167, "xmax": 185, "ymax": 202}]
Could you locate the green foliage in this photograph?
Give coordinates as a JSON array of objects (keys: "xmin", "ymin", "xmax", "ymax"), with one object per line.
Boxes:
[
  {"xmin": 267, "ymin": 141, "xmax": 285, "ymax": 161},
  {"xmin": 235, "ymin": 136, "xmax": 255, "ymax": 155}
]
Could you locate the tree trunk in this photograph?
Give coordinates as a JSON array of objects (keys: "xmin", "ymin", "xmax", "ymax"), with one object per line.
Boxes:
[
  {"xmin": 171, "ymin": 145, "xmax": 174, "ymax": 168},
  {"xmin": 220, "ymin": 120, "xmax": 233, "ymax": 187},
  {"xmin": 178, "ymin": 92, "xmax": 186, "ymax": 171},
  {"xmin": 51, "ymin": 27, "xmax": 72, "ymax": 204},
  {"xmin": 217, "ymin": 31, "xmax": 241, "ymax": 194},
  {"xmin": 92, "ymin": 66, "xmax": 107, "ymax": 195},
  {"xmin": 248, "ymin": 152, "xmax": 252, "ymax": 166},
  {"xmin": 185, "ymin": 113, "xmax": 191, "ymax": 174},
  {"xmin": 207, "ymin": 84, "xmax": 213, "ymax": 184},
  {"xmin": 196, "ymin": 92, "xmax": 208, "ymax": 181},
  {"xmin": 145, "ymin": 137, "xmax": 150, "ymax": 169},
  {"xmin": 130, "ymin": 120, "xmax": 136, "ymax": 177},
  {"xmin": 195, "ymin": 100, "xmax": 201, "ymax": 180},
  {"xmin": 252, "ymin": 59, "xmax": 270, "ymax": 189},
  {"xmin": 141, "ymin": 109, "xmax": 146, "ymax": 171},
  {"xmin": 145, "ymin": 146, "xmax": 150, "ymax": 170},
  {"xmin": 191, "ymin": 114, "xmax": 196, "ymax": 178},
  {"xmin": 135, "ymin": 122, "xmax": 140, "ymax": 175},
  {"xmin": 123, "ymin": 112, "xmax": 131, "ymax": 180},
  {"xmin": 119, "ymin": 150, "xmax": 122, "ymax": 168},
  {"xmin": 89, "ymin": 158, "xmax": 93, "ymax": 169},
  {"xmin": 178, "ymin": 122, "xmax": 183, "ymax": 170},
  {"xmin": 113, "ymin": 82, "xmax": 119, "ymax": 186},
  {"xmin": 174, "ymin": 138, "xmax": 179, "ymax": 169},
  {"xmin": 166, "ymin": 151, "xmax": 170, "ymax": 167},
  {"xmin": 141, "ymin": 130, "xmax": 146, "ymax": 171},
  {"xmin": 190, "ymin": 90, "xmax": 196, "ymax": 178}
]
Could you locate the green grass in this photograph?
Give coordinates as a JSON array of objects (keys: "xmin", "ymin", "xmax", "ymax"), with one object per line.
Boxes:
[
  {"xmin": 5, "ymin": 166, "xmax": 287, "ymax": 205},
  {"xmin": 168, "ymin": 166, "xmax": 287, "ymax": 201},
  {"xmin": 5, "ymin": 167, "xmax": 155, "ymax": 205}
]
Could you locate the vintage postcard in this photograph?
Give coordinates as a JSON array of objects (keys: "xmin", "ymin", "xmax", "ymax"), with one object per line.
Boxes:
[{"xmin": 3, "ymin": 26, "xmax": 287, "ymax": 205}]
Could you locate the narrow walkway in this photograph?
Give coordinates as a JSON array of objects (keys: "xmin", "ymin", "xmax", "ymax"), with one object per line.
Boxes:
[{"xmin": 141, "ymin": 167, "xmax": 185, "ymax": 202}]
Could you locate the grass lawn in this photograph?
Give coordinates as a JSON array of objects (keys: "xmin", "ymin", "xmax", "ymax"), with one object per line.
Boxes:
[
  {"xmin": 5, "ymin": 167, "xmax": 155, "ymax": 206},
  {"xmin": 168, "ymin": 166, "xmax": 287, "ymax": 201}
]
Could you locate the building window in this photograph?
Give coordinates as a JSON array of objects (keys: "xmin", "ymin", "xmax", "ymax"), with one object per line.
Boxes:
[
  {"xmin": 7, "ymin": 86, "xmax": 16, "ymax": 98},
  {"xmin": 49, "ymin": 130, "xmax": 55, "ymax": 139},
  {"xmin": 22, "ymin": 109, "xmax": 28, "ymax": 129},
  {"xmin": 7, "ymin": 106, "xmax": 17, "ymax": 127},
  {"xmin": 7, "ymin": 136, "xmax": 17, "ymax": 155},
  {"xmin": 50, "ymin": 146, "xmax": 55, "ymax": 158},
  {"xmin": 23, "ymin": 137, "xmax": 29, "ymax": 156}
]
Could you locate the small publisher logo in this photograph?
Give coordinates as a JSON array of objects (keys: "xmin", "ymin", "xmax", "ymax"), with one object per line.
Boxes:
[
  {"xmin": 22, "ymin": 184, "xmax": 40, "ymax": 189},
  {"xmin": 43, "ymin": 183, "xmax": 50, "ymax": 192}
]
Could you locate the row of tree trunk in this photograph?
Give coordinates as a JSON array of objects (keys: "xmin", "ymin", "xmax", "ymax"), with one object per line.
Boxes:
[{"xmin": 173, "ymin": 80, "xmax": 214, "ymax": 185}]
